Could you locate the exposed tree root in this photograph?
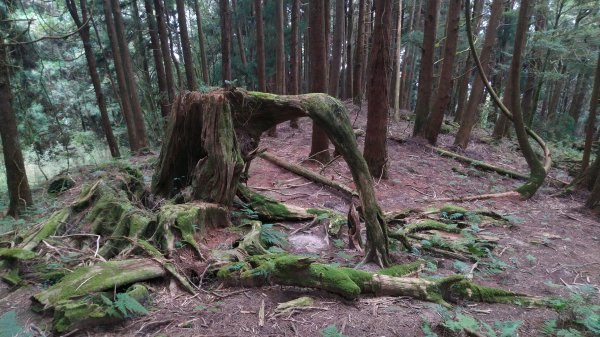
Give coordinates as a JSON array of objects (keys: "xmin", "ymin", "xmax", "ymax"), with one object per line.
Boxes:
[
  {"xmin": 429, "ymin": 146, "xmax": 529, "ymax": 180},
  {"xmin": 236, "ymin": 184, "xmax": 315, "ymax": 221},
  {"xmin": 258, "ymin": 151, "xmax": 356, "ymax": 199},
  {"xmin": 436, "ymin": 191, "xmax": 521, "ymax": 202},
  {"xmin": 217, "ymin": 254, "xmax": 542, "ymax": 307}
]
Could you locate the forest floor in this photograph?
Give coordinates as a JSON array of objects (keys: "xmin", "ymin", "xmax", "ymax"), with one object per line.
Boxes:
[{"xmin": 1, "ymin": 101, "xmax": 600, "ymax": 337}]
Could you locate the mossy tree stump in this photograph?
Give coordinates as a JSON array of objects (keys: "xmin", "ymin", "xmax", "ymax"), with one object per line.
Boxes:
[{"xmin": 152, "ymin": 88, "xmax": 394, "ymax": 265}]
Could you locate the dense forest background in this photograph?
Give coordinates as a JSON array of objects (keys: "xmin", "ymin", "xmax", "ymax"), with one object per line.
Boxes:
[{"xmin": 1, "ymin": 0, "xmax": 600, "ymax": 216}]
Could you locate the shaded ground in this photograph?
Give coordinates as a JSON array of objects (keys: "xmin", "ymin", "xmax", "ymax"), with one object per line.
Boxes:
[{"xmin": 1, "ymin": 101, "xmax": 599, "ymax": 336}]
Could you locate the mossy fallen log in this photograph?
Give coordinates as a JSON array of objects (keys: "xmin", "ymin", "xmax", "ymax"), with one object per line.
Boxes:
[
  {"xmin": 217, "ymin": 254, "xmax": 541, "ymax": 306},
  {"xmin": 32, "ymin": 259, "xmax": 165, "ymax": 310},
  {"xmin": 52, "ymin": 283, "xmax": 149, "ymax": 333}
]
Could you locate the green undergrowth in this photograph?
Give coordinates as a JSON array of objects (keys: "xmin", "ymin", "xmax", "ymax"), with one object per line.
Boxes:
[{"xmin": 422, "ymin": 305, "xmax": 523, "ymax": 337}]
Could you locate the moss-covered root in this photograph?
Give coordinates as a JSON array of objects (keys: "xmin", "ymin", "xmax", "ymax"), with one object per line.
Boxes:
[
  {"xmin": 404, "ymin": 220, "xmax": 462, "ymax": 234},
  {"xmin": 52, "ymin": 283, "xmax": 150, "ymax": 333},
  {"xmin": 237, "ymin": 184, "xmax": 315, "ymax": 221},
  {"xmin": 20, "ymin": 209, "xmax": 70, "ymax": 251},
  {"xmin": 154, "ymin": 203, "xmax": 231, "ymax": 257},
  {"xmin": 217, "ymin": 255, "xmax": 541, "ymax": 306},
  {"xmin": 32, "ymin": 259, "xmax": 165, "ymax": 310}
]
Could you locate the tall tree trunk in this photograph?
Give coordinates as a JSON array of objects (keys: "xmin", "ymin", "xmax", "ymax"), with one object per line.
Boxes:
[
  {"xmin": 344, "ymin": 0, "xmax": 354, "ymax": 99},
  {"xmin": 567, "ymin": 73, "xmax": 590, "ymax": 127},
  {"xmin": 193, "ymin": 0, "xmax": 209, "ymax": 84},
  {"xmin": 545, "ymin": 63, "xmax": 567, "ymax": 122},
  {"xmin": 352, "ymin": 0, "xmax": 366, "ymax": 104},
  {"xmin": 132, "ymin": 0, "xmax": 152, "ymax": 112},
  {"xmin": 66, "ymin": 0, "xmax": 120, "ymax": 157},
  {"xmin": 254, "ymin": 0, "xmax": 266, "ymax": 92},
  {"xmin": 231, "ymin": 0, "xmax": 248, "ymax": 69},
  {"xmin": 0, "ymin": 43, "xmax": 33, "ymax": 217},
  {"xmin": 175, "ymin": 0, "xmax": 197, "ymax": 91},
  {"xmin": 521, "ymin": 4, "xmax": 546, "ymax": 126},
  {"xmin": 111, "ymin": 0, "xmax": 148, "ymax": 148},
  {"xmin": 581, "ymin": 50, "xmax": 600, "ymax": 174},
  {"xmin": 329, "ymin": 0, "xmax": 345, "ymax": 97},
  {"xmin": 289, "ymin": 0, "xmax": 301, "ymax": 128},
  {"xmin": 424, "ymin": 0, "xmax": 460, "ymax": 145},
  {"xmin": 143, "ymin": 0, "xmax": 170, "ymax": 118},
  {"xmin": 220, "ymin": 0, "xmax": 232, "ymax": 82},
  {"xmin": 153, "ymin": 0, "xmax": 176, "ymax": 102},
  {"xmin": 267, "ymin": 0, "xmax": 286, "ymax": 137},
  {"xmin": 453, "ymin": 0, "xmax": 483, "ymax": 122},
  {"xmin": 399, "ymin": 0, "xmax": 419, "ymax": 111},
  {"xmin": 412, "ymin": 0, "xmax": 439, "ymax": 136},
  {"xmin": 309, "ymin": 0, "xmax": 331, "ymax": 163},
  {"xmin": 102, "ymin": 0, "xmax": 139, "ymax": 151},
  {"xmin": 454, "ymin": 0, "xmax": 502, "ymax": 149},
  {"xmin": 391, "ymin": 0, "xmax": 402, "ymax": 120},
  {"xmin": 364, "ymin": 0, "xmax": 392, "ymax": 178}
]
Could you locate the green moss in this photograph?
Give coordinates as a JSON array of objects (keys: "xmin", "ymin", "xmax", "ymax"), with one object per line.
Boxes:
[
  {"xmin": 0, "ymin": 248, "xmax": 37, "ymax": 260},
  {"xmin": 404, "ymin": 220, "xmax": 460, "ymax": 234},
  {"xmin": 238, "ymin": 185, "xmax": 292, "ymax": 220},
  {"xmin": 439, "ymin": 204, "xmax": 468, "ymax": 214},
  {"xmin": 21, "ymin": 209, "xmax": 69, "ymax": 251},
  {"xmin": 377, "ymin": 261, "xmax": 425, "ymax": 277},
  {"xmin": 2, "ymin": 269, "xmax": 22, "ymax": 286}
]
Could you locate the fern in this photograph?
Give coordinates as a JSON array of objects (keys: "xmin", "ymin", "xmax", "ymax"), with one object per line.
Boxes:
[
  {"xmin": 495, "ymin": 320, "xmax": 523, "ymax": 337},
  {"xmin": 0, "ymin": 311, "xmax": 32, "ymax": 337},
  {"xmin": 421, "ymin": 319, "xmax": 439, "ymax": 337},
  {"xmin": 101, "ymin": 293, "xmax": 148, "ymax": 318},
  {"xmin": 260, "ymin": 224, "xmax": 288, "ymax": 248}
]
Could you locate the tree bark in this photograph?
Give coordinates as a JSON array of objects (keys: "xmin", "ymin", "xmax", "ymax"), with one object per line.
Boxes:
[
  {"xmin": 424, "ymin": 0, "xmax": 461, "ymax": 145},
  {"xmin": 309, "ymin": 0, "xmax": 331, "ymax": 163},
  {"xmin": 329, "ymin": 0, "xmax": 345, "ymax": 97},
  {"xmin": 66, "ymin": 0, "xmax": 120, "ymax": 158},
  {"xmin": 143, "ymin": 0, "xmax": 170, "ymax": 118},
  {"xmin": 364, "ymin": 0, "xmax": 392, "ymax": 178},
  {"xmin": 392, "ymin": 0, "xmax": 403, "ymax": 120},
  {"xmin": 175, "ymin": 0, "xmax": 197, "ymax": 91},
  {"xmin": 0, "ymin": 43, "xmax": 33, "ymax": 217},
  {"xmin": 352, "ymin": 0, "xmax": 366, "ymax": 104},
  {"xmin": 193, "ymin": 0, "xmax": 210, "ymax": 85},
  {"xmin": 111, "ymin": 0, "xmax": 148, "ymax": 148},
  {"xmin": 153, "ymin": 0, "xmax": 176, "ymax": 102},
  {"xmin": 412, "ymin": 0, "xmax": 439, "ymax": 137},
  {"xmin": 268, "ymin": 0, "xmax": 286, "ymax": 137},
  {"xmin": 219, "ymin": 0, "xmax": 232, "ymax": 82},
  {"xmin": 289, "ymin": 0, "xmax": 301, "ymax": 128},
  {"xmin": 454, "ymin": 0, "xmax": 502, "ymax": 149},
  {"xmin": 567, "ymin": 73, "xmax": 590, "ymax": 127},
  {"xmin": 254, "ymin": 0, "xmax": 266, "ymax": 92},
  {"xmin": 102, "ymin": 0, "xmax": 139, "ymax": 151},
  {"xmin": 344, "ymin": 0, "xmax": 354, "ymax": 99},
  {"xmin": 581, "ymin": 50, "xmax": 600, "ymax": 174}
]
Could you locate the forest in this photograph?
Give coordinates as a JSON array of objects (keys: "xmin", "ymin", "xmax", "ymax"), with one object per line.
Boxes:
[{"xmin": 0, "ymin": 0, "xmax": 599, "ymax": 336}]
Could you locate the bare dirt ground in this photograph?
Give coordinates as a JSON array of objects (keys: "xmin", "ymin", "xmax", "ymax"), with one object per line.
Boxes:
[{"xmin": 1, "ymin": 101, "xmax": 599, "ymax": 337}]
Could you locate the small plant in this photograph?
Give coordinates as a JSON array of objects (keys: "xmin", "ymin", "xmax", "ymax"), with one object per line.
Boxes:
[
  {"xmin": 321, "ymin": 324, "xmax": 348, "ymax": 337},
  {"xmin": 100, "ymin": 293, "xmax": 148, "ymax": 318},
  {"xmin": 422, "ymin": 309, "xmax": 523, "ymax": 337},
  {"xmin": 542, "ymin": 284, "xmax": 600, "ymax": 336},
  {"xmin": 260, "ymin": 224, "xmax": 288, "ymax": 249}
]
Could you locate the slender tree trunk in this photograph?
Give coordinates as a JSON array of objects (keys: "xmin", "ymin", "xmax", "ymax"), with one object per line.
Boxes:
[
  {"xmin": 454, "ymin": 0, "xmax": 502, "ymax": 149},
  {"xmin": 154, "ymin": 0, "xmax": 176, "ymax": 102},
  {"xmin": 289, "ymin": 0, "xmax": 301, "ymax": 128},
  {"xmin": 132, "ymin": 0, "xmax": 152, "ymax": 110},
  {"xmin": 412, "ymin": 0, "xmax": 439, "ymax": 136},
  {"xmin": 399, "ymin": 0, "xmax": 419, "ymax": 111},
  {"xmin": 391, "ymin": 0, "xmax": 402, "ymax": 120},
  {"xmin": 344, "ymin": 0, "xmax": 354, "ymax": 99},
  {"xmin": 567, "ymin": 73, "xmax": 590, "ymax": 127},
  {"xmin": 193, "ymin": 0, "xmax": 209, "ymax": 85},
  {"xmin": 521, "ymin": 5, "xmax": 546, "ymax": 126},
  {"xmin": 424, "ymin": 0, "xmax": 460, "ymax": 145},
  {"xmin": 220, "ymin": 0, "xmax": 232, "ymax": 82},
  {"xmin": 66, "ymin": 0, "xmax": 120, "ymax": 157},
  {"xmin": 581, "ymin": 50, "xmax": 600, "ymax": 174},
  {"xmin": 545, "ymin": 63, "xmax": 567, "ymax": 122},
  {"xmin": 0, "ymin": 43, "xmax": 33, "ymax": 217},
  {"xmin": 143, "ymin": 0, "xmax": 170, "ymax": 118},
  {"xmin": 364, "ymin": 0, "xmax": 392, "ymax": 178},
  {"xmin": 231, "ymin": 0, "xmax": 248, "ymax": 69},
  {"xmin": 102, "ymin": 0, "xmax": 139, "ymax": 151},
  {"xmin": 329, "ymin": 0, "xmax": 345, "ymax": 97},
  {"xmin": 111, "ymin": 0, "xmax": 148, "ymax": 148},
  {"xmin": 175, "ymin": 0, "xmax": 197, "ymax": 90},
  {"xmin": 267, "ymin": 0, "xmax": 286, "ymax": 137},
  {"xmin": 254, "ymin": 0, "xmax": 266, "ymax": 93},
  {"xmin": 309, "ymin": 0, "xmax": 331, "ymax": 163},
  {"xmin": 352, "ymin": 0, "xmax": 366, "ymax": 105}
]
